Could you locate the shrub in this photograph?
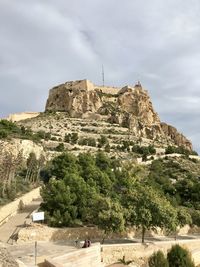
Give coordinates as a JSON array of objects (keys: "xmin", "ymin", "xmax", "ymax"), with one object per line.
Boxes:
[
  {"xmin": 165, "ymin": 145, "xmax": 197, "ymax": 156},
  {"xmin": 98, "ymin": 135, "xmax": 108, "ymax": 148},
  {"xmin": 148, "ymin": 250, "xmax": 169, "ymax": 267},
  {"xmin": 64, "ymin": 133, "xmax": 71, "ymax": 143},
  {"xmin": 118, "ymin": 255, "xmax": 133, "ymax": 265},
  {"xmin": 64, "ymin": 132, "xmax": 78, "ymax": 144},
  {"xmin": 55, "ymin": 143, "xmax": 65, "ymax": 152},
  {"xmin": 105, "ymin": 143, "xmax": 110, "ymax": 153},
  {"xmin": 78, "ymin": 138, "xmax": 88, "ymax": 146},
  {"xmin": 45, "ymin": 132, "xmax": 51, "ymax": 140},
  {"xmin": 0, "ymin": 129, "xmax": 8, "ymax": 138},
  {"xmin": 71, "ymin": 132, "xmax": 78, "ymax": 144},
  {"xmin": 87, "ymin": 138, "xmax": 96, "ymax": 147},
  {"xmin": 167, "ymin": 244, "xmax": 195, "ymax": 267},
  {"xmin": 36, "ymin": 130, "xmax": 46, "ymax": 139}
]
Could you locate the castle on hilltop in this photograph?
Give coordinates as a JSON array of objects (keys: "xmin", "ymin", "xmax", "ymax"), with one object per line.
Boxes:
[{"xmin": 50, "ymin": 79, "xmax": 144, "ymax": 96}]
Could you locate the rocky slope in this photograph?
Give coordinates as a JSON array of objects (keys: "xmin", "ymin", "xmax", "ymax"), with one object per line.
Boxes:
[
  {"xmin": 0, "ymin": 245, "xmax": 19, "ymax": 267},
  {"xmin": 0, "ymin": 139, "xmax": 44, "ymax": 161},
  {"xmin": 45, "ymin": 79, "xmax": 192, "ymax": 150}
]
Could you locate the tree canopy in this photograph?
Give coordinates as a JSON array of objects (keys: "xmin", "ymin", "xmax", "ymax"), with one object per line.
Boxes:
[{"xmin": 40, "ymin": 152, "xmax": 200, "ymax": 243}]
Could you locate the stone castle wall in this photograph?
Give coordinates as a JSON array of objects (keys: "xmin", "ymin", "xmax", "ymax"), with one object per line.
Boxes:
[
  {"xmin": 6, "ymin": 112, "xmax": 40, "ymax": 122},
  {"xmin": 64, "ymin": 79, "xmax": 95, "ymax": 91},
  {"xmin": 50, "ymin": 79, "xmax": 121, "ymax": 95},
  {"xmin": 95, "ymin": 86, "xmax": 120, "ymax": 95}
]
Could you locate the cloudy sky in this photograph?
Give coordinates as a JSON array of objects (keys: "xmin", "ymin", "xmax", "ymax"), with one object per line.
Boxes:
[{"xmin": 0, "ymin": 0, "xmax": 200, "ymax": 152}]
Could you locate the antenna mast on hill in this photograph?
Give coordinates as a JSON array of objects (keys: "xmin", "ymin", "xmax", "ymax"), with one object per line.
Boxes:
[{"xmin": 102, "ymin": 64, "xmax": 105, "ymax": 87}]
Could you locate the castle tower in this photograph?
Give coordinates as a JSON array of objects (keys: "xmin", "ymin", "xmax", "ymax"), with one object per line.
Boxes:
[{"xmin": 135, "ymin": 81, "xmax": 142, "ymax": 88}]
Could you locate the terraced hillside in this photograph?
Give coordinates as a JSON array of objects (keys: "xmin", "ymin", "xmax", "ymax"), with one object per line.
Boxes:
[{"xmin": 17, "ymin": 111, "xmax": 167, "ymax": 160}]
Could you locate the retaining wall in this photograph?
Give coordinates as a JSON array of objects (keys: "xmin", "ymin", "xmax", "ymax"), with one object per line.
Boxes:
[
  {"xmin": 101, "ymin": 239, "xmax": 200, "ymax": 266},
  {"xmin": 0, "ymin": 187, "xmax": 41, "ymax": 226},
  {"xmin": 17, "ymin": 223, "xmax": 200, "ymax": 244},
  {"xmin": 44, "ymin": 243, "xmax": 103, "ymax": 267}
]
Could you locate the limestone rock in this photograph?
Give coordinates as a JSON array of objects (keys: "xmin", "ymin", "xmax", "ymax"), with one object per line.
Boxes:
[
  {"xmin": 45, "ymin": 79, "xmax": 193, "ymax": 150},
  {"xmin": 161, "ymin": 122, "xmax": 192, "ymax": 150},
  {"xmin": 0, "ymin": 247, "xmax": 19, "ymax": 267},
  {"xmin": 45, "ymin": 80, "xmax": 103, "ymax": 117},
  {"xmin": 0, "ymin": 139, "xmax": 45, "ymax": 161}
]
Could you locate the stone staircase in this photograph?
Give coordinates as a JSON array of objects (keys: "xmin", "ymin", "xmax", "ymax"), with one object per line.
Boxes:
[{"xmin": 44, "ymin": 243, "xmax": 104, "ymax": 267}]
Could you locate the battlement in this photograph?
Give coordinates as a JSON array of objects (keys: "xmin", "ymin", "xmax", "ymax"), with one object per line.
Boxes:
[
  {"xmin": 63, "ymin": 79, "xmax": 121, "ymax": 94},
  {"xmin": 49, "ymin": 79, "xmax": 145, "ymax": 97},
  {"xmin": 50, "ymin": 79, "xmax": 120, "ymax": 94}
]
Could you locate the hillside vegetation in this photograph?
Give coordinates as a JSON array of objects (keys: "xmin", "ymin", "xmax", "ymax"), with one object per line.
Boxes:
[{"xmin": 40, "ymin": 151, "xmax": 200, "ymax": 242}]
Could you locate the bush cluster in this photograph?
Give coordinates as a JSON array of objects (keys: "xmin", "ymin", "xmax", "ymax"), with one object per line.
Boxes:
[
  {"xmin": 165, "ymin": 145, "xmax": 197, "ymax": 156},
  {"xmin": 0, "ymin": 120, "xmax": 51, "ymax": 142},
  {"xmin": 64, "ymin": 132, "xmax": 79, "ymax": 144},
  {"xmin": 148, "ymin": 245, "xmax": 195, "ymax": 267},
  {"xmin": 78, "ymin": 137, "xmax": 96, "ymax": 147}
]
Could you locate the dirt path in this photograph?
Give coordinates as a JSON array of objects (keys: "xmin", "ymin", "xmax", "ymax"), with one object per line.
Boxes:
[{"xmin": 0, "ymin": 198, "xmax": 41, "ymax": 244}]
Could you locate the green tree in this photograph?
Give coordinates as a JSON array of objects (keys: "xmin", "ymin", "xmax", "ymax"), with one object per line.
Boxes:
[
  {"xmin": 189, "ymin": 209, "xmax": 200, "ymax": 227},
  {"xmin": 51, "ymin": 153, "xmax": 78, "ymax": 179},
  {"xmin": 148, "ymin": 250, "xmax": 169, "ymax": 267},
  {"xmin": 40, "ymin": 179, "xmax": 78, "ymax": 227},
  {"xmin": 176, "ymin": 207, "xmax": 192, "ymax": 228},
  {"xmin": 167, "ymin": 244, "xmax": 195, "ymax": 267},
  {"xmin": 124, "ymin": 185, "xmax": 177, "ymax": 243},
  {"xmin": 95, "ymin": 151, "xmax": 111, "ymax": 171},
  {"xmin": 88, "ymin": 195, "xmax": 125, "ymax": 243}
]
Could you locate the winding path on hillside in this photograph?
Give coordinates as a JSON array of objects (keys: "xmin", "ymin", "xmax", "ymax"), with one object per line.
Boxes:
[
  {"xmin": 0, "ymin": 198, "xmax": 41, "ymax": 244},
  {"xmin": 1, "ymin": 198, "xmax": 200, "ymax": 266}
]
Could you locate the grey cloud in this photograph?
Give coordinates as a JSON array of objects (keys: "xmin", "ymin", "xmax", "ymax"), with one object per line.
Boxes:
[{"xmin": 0, "ymin": 0, "xmax": 199, "ymax": 151}]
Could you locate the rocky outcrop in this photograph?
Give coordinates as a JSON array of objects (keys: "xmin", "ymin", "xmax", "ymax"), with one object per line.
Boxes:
[
  {"xmin": 0, "ymin": 139, "xmax": 45, "ymax": 161},
  {"xmin": 0, "ymin": 246, "xmax": 19, "ymax": 267},
  {"xmin": 45, "ymin": 80, "xmax": 103, "ymax": 117},
  {"xmin": 161, "ymin": 123, "xmax": 192, "ymax": 150},
  {"xmin": 45, "ymin": 79, "xmax": 192, "ymax": 150}
]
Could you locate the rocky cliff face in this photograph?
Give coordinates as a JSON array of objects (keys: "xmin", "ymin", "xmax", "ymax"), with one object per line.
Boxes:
[
  {"xmin": 0, "ymin": 139, "xmax": 45, "ymax": 162},
  {"xmin": 45, "ymin": 80, "xmax": 103, "ymax": 117},
  {"xmin": 161, "ymin": 123, "xmax": 192, "ymax": 150},
  {"xmin": 45, "ymin": 79, "xmax": 192, "ymax": 150}
]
